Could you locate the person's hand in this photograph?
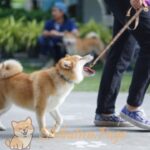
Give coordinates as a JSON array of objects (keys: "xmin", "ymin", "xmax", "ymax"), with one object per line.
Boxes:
[
  {"xmin": 49, "ymin": 30, "xmax": 60, "ymax": 36},
  {"xmin": 130, "ymin": 0, "xmax": 148, "ymax": 10}
]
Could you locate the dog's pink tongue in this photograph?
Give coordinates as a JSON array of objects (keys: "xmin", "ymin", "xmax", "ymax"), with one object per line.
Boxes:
[{"xmin": 84, "ymin": 67, "xmax": 96, "ymax": 75}]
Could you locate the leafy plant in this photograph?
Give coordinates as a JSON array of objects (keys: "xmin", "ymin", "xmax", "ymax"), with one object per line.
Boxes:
[
  {"xmin": 0, "ymin": 8, "xmax": 51, "ymax": 21},
  {"xmin": 0, "ymin": 16, "xmax": 44, "ymax": 55}
]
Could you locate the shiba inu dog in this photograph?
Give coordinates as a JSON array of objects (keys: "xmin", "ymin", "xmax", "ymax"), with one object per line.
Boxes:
[
  {"xmin": 63, "ymin": 32, "xmax": 105, "ymax": 62},
  {"xmin": 0, "ymin": 55, "xmax": 95, "ymax": 138},
  {"xmin": 5, "ymin": 117, "xmax": 34, "ymax": 150}
]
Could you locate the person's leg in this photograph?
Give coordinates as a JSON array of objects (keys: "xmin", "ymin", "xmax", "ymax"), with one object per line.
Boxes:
[
  {"xmin": 105, "ymin": 0, "xmax": 150, "ymax": 129},
  {"xmin": 96, "ymin": 0, "xmax": 137, "ymax": 115},
  {"xmin": 38, "ymin": 36, "xmax": 51, "ymax": 56},
  {"xmin": 120, "ymin": 7, "xmax": 150, "ymax": 129},
  {"xmin": 127, "ymin": 11, "xmax": 150, "ymax": 107},
  {"xmin": 96, "ymin": 24, "xmax": 136, "ymax": 115},
  {"xmin": 38, "ymin": 37, "xmax": 57, "ymax": 68},
  {"xmin": 95, "ymin": 0, "xmax": 139, "ymax": 127},
  {"xmin": 53, "ymin": 44, "xmax": 67, "ymax": 63},
  {"xmin": 95, "ymin": 21, "xmax": 136, "ymax": 127},
  {"xmin": 127, "ymin": 56, "xmax": 150, "ymax": 107},
  {"xmin": 96, "ymin": 0, "xmax": 150, "ymax": 129},
  {"xmin": 102, "ymin": 0, "xmax": 149, "ymax": 109}
]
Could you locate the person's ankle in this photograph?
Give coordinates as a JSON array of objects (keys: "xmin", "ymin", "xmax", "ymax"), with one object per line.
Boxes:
[
  {"xmin": 101, "ymin": 113, "xmax": 114, "ymax": 116},
  {"xmin": 126, "ymin": 104, "xmax": 139, "ymax": 112}
]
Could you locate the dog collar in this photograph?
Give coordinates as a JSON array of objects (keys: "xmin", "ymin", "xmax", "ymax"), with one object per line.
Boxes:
[{"xmin": 58, "ymin": 73, "xmax": 74, "ymax": 84}]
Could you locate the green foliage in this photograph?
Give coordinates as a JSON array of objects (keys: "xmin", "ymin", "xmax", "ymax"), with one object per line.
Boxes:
[
  {"xmin": 0, "ymin": 8, "xmax": 51, "ymax": 21},
  {"xmin": 79, "ymin": 19, "xmax": 112, "ymax": 44},
  {"xmin": 0, "ymin": 16, "xmax": 44, "ymax": 54}
]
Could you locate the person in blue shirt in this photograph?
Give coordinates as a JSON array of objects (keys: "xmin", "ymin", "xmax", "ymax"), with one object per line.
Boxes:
[{"xmin": 38, "ymin": 2, "xmax": 78, "ymax": 63}]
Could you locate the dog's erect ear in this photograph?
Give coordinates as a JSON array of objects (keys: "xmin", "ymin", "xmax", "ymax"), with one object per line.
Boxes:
[{"xmin": 61, "ymin": 60, "xmax": 72, "ymax": 70}]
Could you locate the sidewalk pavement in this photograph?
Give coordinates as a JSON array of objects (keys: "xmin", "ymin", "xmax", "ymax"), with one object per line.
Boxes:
[{"xmin": 0, "ymin": 92, "xmax": 150, "ymax": 150}]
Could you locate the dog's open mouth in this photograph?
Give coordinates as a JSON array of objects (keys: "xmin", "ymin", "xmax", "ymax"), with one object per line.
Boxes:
[{"xmin": 83, "ymin": 66, "xmax": 96, "ymax": 76}]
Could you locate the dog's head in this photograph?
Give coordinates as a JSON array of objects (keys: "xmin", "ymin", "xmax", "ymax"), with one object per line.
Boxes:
[
  {"xmin": 63, "ymin": 32, "xmax": 77, "ymax": 47},
  {"xmin": 56, "ymin": 55, "xmax": 95, "ymax": 84}
]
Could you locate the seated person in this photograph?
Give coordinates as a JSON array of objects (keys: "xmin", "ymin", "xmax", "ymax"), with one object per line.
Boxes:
[{"xmin": 38, "ymin": 2, "xmax": 78, "ymax": 63}]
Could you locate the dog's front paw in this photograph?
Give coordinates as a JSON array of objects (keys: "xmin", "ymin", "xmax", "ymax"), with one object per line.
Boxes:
[
  {"xmin": 51, "ymin": 127, "xmax": 56, "ymax": 134},
  {"xmin": 51, "ymin": 124, "xmax": 61, "ymax": 134},
  {"xmin": 41, "ymin": 128, "xmax": 55, "ymax": 138}
]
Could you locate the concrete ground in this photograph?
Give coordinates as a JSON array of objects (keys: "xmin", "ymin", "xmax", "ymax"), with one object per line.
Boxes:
[{"xmin": 0, "ymin": 92, "xmax": 150, "ymax": 150}]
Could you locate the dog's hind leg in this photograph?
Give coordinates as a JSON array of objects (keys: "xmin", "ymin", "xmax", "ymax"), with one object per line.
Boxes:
[
  {"xmin": 50, "ymin": 109, "xmax": 63, "ymax": 134},
  {"xmin": 0, "ymin": 97, "xmax": 11, "ymax": 131}
]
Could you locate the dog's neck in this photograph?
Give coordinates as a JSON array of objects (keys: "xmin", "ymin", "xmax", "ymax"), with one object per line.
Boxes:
[
  {"xmin": 58, "ymin": 73, "xmax": 74, "ymax": 84},
  {"xmin": 55, "ymin": 69, "xmax": 74, "ymax": 84}
]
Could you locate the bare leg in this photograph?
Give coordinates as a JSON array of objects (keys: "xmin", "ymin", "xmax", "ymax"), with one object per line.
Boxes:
[
  {"xmin": 50, "ymin": 109, "xmax": 63, "ymax": 133},
  {"xmin": 127, "ymin": 104, "xmax": 139, "ymax": 111}
]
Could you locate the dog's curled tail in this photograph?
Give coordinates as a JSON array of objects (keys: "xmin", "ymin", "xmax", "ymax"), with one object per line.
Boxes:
[
  {"xmin": 85, "ymin": 32, "xmax": 100, "ymax": 39},
  {"xmin": 0, "ymin": 60, "xmax": 23, "ymax": 79}
]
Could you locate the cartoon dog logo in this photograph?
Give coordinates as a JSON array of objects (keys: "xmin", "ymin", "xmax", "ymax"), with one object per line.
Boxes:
[{"xmin": 5, "ymin": 117, "xmax": 34, "ymax": 150}]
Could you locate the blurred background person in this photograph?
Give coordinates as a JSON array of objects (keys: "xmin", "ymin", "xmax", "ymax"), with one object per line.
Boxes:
[{"xmin": 38, "ymin": 2, "xmax": 78, "ymax": 64}]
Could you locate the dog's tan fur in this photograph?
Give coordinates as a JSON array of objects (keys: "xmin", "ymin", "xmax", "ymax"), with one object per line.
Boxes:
[
  {"xmin": 0, "ymin": 55, "xmax": 94, "ymax": 138},
  {"xmin": 63, "ymin": 32, "xmax": 105, "ymax": 62}
]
